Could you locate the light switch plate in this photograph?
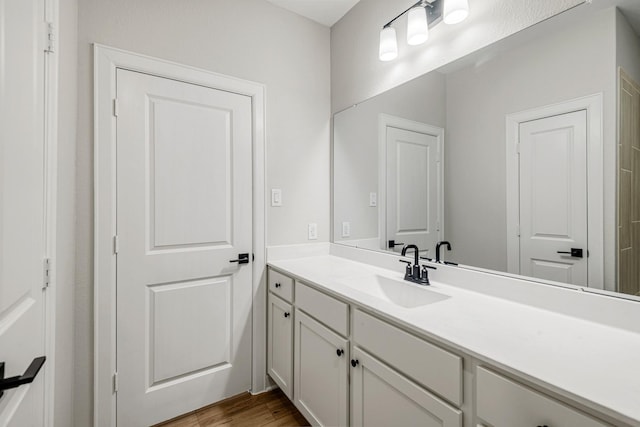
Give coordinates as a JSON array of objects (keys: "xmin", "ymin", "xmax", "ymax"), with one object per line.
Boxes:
[
  {"xmin": 369, "ymin": 192, "xmax": 377, "ymax": 207},
  {"xmin": 342, "ymin": 222, "xmax": 351, "ymax": 238},
  {"xmin": 271, "ymin": 189, "xmax": 282, "ymax": 207},
  {"xmin": 308, "ymin": 223, "xmax": 318, "ymax": 240}
]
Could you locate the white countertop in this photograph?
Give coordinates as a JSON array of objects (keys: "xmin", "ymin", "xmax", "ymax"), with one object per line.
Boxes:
[{"xmin": 268, "ymin": 255, "xmax": 640, "ymax": 426}]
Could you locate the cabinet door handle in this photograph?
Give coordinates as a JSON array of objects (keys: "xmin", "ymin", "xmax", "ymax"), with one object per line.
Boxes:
[
  {"xmin": 275, "ymin": 283, "xmax": 281, "ymax": 288},
  {"xmin": 283, "ymin": 312, "xmax": 290, "ymax": 318},
  {"xmin": 350, "ymin": 359, "xmax": 359, "ymax": 367},
  {"xmin": 336, "ymin": 349, "xmax": 344, "ymax": 357}
]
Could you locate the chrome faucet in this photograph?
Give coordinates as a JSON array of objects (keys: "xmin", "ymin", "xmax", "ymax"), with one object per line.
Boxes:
[
  {"xmin": 400, "ymin": 244, "xmax": 436, "ymax": 285},
  {"xmin": 435, "ymin": 241, "xmax": 452, "ymax": 263}
]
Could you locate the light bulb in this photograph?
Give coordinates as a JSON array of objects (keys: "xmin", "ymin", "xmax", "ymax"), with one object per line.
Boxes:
[
  {"xmin": 443, "ymin": 0, "xmax": 469, "ymax": 25},
  {"xmin": 379, "ymin": 27, "xmax": 398, "ymax": 61},
  {"xmin": 407, "ymin": 6, "xmax": 429, "ymax": 46}
]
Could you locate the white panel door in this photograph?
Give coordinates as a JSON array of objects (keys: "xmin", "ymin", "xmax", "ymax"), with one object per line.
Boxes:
[
  {"xmin": 386, "ymin": 127, "xmax": 440, "ymax": 255},
  {"xmin": 0, "ymin": 0, "xmax": 48, "ymax": 425},
  {"xmin": 294, "ymin": 309, "xmax": 348, "ymax": 427},
  {"xmin": 116, "ymin": 69, "xmax": 253, "ymax": 426},
  {"xmin": 351, "ymin": 348, "xmax": 462, "ymax": 427},
  {"xmin": 519, "ymin": 110, "xmax": 588, "ymax": 285}
]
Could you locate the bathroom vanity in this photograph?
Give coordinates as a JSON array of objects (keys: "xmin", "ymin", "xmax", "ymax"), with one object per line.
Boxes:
[{"xmin": 266, "ymin": 247, "xmax": 640, "ymax": 427}]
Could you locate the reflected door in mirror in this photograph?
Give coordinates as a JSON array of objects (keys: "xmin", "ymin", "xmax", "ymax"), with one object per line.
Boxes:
[
  {"xmin": 518, "ymin": 110, "xmax": 588, "ymax": 285},
  {"xmin": 386, "ymin": 127, "xmax": 441, "ymax": 255}
]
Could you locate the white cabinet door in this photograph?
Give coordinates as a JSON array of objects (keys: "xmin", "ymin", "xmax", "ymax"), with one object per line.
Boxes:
[
  {"xmin": 294, "ymin": 310, "xmax": 348, "ymax": 427},
  {"xmin": 115, "ymin": 69, "xmax": 253, "ymax": 426},
  {"xmin": 351, "ymin": 348, "xmax": 462, "ymax": 427},
  {"xmin": 268, "ymin": 293, "xmax": 293, "ymax": 399},
  {"xmin": 0, "ymin": 0, "xmax": 48, "ymax": 425}
]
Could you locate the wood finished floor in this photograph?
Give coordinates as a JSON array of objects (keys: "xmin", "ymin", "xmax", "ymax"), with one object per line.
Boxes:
[{"xmin": 154, "ymin": 389, "xmax": 310, "ymax": 427}]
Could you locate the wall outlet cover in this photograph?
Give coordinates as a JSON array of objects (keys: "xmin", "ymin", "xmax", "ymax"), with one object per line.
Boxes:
[
  {"xmin": 342, "ymin": 222, "xmax": 351, "ymax": 238},
  {"xmin": 308, "ymin": 223, "xmax": 318, "ymax": 240},
  {"xmin": 369, "ymin": 192, "xmax": 377, "ymax": 207}
]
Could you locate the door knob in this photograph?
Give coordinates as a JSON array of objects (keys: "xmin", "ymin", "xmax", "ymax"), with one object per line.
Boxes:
[
  {"xmin": 0, "ymin": 356, "xmax": 46, "ymax": 399},
  {"xmin": 557, "ymin": 248, "xmax": 583, "ymax": 258},
  {"xmin": 229, "ymin": 253, "xmax": 250, "ymax": 264}
]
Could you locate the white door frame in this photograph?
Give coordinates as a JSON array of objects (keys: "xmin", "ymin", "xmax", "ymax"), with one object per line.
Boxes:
[
  {"xmin": 505, "ymin": 93, "xmax": 603, "ymax": 289},
  {"xmin": 44, "ymin": 0, "xmax": 59, "ymax": 424},
  {"xmin": 378, "ymin": 114, "xmax": 444, "ymax": 252},
  {"xmin": 93, "ymin": 44, "xmax": 267, "ymax": 426}
]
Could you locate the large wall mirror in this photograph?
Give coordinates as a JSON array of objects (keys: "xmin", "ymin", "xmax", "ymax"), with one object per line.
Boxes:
[{"xmin": 333, "ymin": 0, "xmax": 640, "ymax": 300}]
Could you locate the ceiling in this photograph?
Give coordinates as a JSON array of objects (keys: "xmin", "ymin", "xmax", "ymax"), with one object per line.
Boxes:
[{"xmin": 265, "ymin": 0, "xmax": 361, "ymax": 27}]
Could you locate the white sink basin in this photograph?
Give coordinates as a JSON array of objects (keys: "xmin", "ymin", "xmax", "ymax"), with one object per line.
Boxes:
[{"xmin": 337, "ymin": 274, "xmax": 450, "ymax": 308}]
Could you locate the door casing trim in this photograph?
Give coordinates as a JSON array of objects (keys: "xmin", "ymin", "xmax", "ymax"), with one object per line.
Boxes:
[
  {"xmin": 93, "ymin": 44, "xmax": 267, "ymax": 426},
  {"xmin": 505, "ymin": 93, "xmax": 604, "ymax": 289}
]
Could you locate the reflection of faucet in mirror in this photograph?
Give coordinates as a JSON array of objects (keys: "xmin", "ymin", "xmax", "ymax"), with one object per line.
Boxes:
[{"xmin": 436, "ymin": 241, "xmax": 451, "ymax": 264}]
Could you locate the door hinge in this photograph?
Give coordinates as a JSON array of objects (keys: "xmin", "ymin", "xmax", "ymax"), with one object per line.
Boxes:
[
  {"xmin": 515, "ymin": 142, "xmax": 521, "ymax": 155},
  {"xmin": 516, "ymin": 224, "xmax": 521, "ymax": 237},
  {"xmin": 113, "ymin": 372, "xmax": 118, "ymax": 393},
  {"xmin": 113, "ymin": 235, "xmax": 119, "ymax": 255},
  {"xmin": 44, "ymin": 22, "xmax": 55, "ymax": 53},
  {"xmin": 43, "ymin": 258, "xmax": 51, "ymax": 289},
  {"xmin": 113, "ymin": 99, "xmax": 119, "ymax": 117}
]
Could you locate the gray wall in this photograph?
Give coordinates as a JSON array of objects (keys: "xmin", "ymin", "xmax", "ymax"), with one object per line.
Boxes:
[
  {"xmin": 330, "ymin": 0, "xmax": 584, "ymax": 114},
  {"xmin": 445, "ymin": 8, "xmax": 617, "ymax": 279},
  {"xmin": 617, "ymin": 8, "xmax": 640, "ymax": 84},
  {"xmin": 75, "ymin": 1, "xmax": 330, "ymax": 424},
  {"xmin": 334, "ymin": 71, "xmax": 446, "ymax": 243}
]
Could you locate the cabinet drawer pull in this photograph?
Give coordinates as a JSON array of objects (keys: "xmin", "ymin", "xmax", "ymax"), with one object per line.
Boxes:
[
  {"xmin": 351, "ymin": 359, "xmax": 359, "ymax": 367},
  {"xmin": 283, "ymin": 312, "xmax": 290, "ymax": 318},
  {"xmin": 336, "ymin": 349, "xmax": 344, "ymax": 357},
  {"xmin": 275, "ymin": 282, "xmax": 281, "ymax": 288}
]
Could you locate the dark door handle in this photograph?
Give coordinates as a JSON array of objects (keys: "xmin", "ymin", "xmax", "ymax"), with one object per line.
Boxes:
[
  {"xmin": 557, "ymin": 248, "xmax": 583, "ymax": 258},
  {"xmin": 229, "ymin": 253, "xmax": 250, "ymax": 264},
  {"xmin": 351, "ymin": 359, "xmax": 359, "ymax": 367},
  {"xmin": 388, "ymin": 240, "xmax": 404, "ymax": 248},
  {"xmin": 0, "ymin": 356, "xmax": 46, "ymax": 398}
]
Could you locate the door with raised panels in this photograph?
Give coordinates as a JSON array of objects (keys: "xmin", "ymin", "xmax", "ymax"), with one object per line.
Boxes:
[
  {"xmin": 0, "ymin": 0, "xmax": 48, "ymax": 424},
  {"xmin": 518, "ymin": 110, "xmax": 588, "ymax": 285},
  {"xmin": 115, "ymin": 69, "xmax": 253, "ymax": 425},
  {"xmin": 386, "ymin": 127, "xmax": 440, "ymax": 254}
]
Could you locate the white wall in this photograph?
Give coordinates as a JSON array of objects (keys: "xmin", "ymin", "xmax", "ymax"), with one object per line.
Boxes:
[
  {"xmin": 445, "ymin": 8, "xmax": 617, "ymax": 280},
  {"xmin": 333, "ymin": 71, "xmax": 446, "ymax": 243},
  {"xmin": 616, "ymin": 8, "xmax": 640, "ymax": 84},
  {"xmin": 75, "ymin": 1, "xmax": 330, "ymax": 424},
  {"xmin": 331, "ymin": 0, "xmax": 584, "ymax": 113},
  {"xmin": 54, "ymin": 0, "xmax": 77, "ymax": 424}
]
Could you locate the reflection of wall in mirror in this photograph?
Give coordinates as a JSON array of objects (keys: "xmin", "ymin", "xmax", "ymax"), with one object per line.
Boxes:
[
  {"xmin": 333, "ymin": 71, "xmax": 446, "ymax": 245},
  {"xmin": 444, "ymin": 7, "xmax": 632, "ymax": 291}
]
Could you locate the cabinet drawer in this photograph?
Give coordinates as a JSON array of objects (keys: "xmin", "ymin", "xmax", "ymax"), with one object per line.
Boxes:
[
  {"xmin": 296, "ymin": 281, "xmax": 349, "ymax": 337},
  {"xmin": 268, "ymin": 268, "xmax": 293, "ymax": 303},
  {"xmin": 476, "ymin": 367, "xmax": 609, "ymax": 427},
  {"xmin": 353, "ymin": 309, "xmax": 462, "ymax": 406}
]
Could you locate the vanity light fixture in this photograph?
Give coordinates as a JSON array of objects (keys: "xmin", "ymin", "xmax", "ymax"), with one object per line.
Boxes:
[{"xmin": 379, "ymin": 0, "xmax": 470, "ymax": 61}]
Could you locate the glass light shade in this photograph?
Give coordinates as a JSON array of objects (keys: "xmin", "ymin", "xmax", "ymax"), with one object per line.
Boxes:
[
  {"xmin": 379, "ymin": 27, "xmax": 398, "ymax": 61},
  {"xmin": 407, "ymin": 6, "xmax": 429, "ymax": 46},
  {"xmin": 443, "ymin": 0, "xmax": 469, "ymax": 25}
]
